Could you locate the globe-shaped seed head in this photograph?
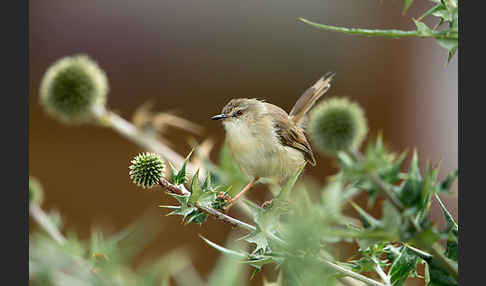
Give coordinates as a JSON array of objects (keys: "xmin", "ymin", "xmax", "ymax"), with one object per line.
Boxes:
[
  {"xmin": 39, "ymin": 55, "xmax": 108, "ymax": 123},
  {"xmin": 129, "ymin": 153, "xmax": 165, "ymax": 188},
  {"xmin": 308, "ymin": 97, "xmax": 368, "ymax": 155}
]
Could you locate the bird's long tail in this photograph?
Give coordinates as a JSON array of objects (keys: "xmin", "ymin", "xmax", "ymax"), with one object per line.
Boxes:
[{"xmin": 289, "ymin": 72, "xmax": 335, "ymax": 127}]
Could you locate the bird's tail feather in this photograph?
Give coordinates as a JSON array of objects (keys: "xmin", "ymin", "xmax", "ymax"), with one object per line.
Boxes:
[{"xmin": 289, "ymin": 72, "xmax": 335, "ymax": 126}]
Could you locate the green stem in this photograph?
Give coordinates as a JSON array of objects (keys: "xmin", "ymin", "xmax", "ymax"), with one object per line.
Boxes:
[
  {"xmin": 371, "ymin": 257, "xmax": 391, "ymax": 286},
  {"xmin": 91, "ymin": 106, "xmax": 200, "ymax": 175},
  {"xmin": 299, "ymin": 18, "xmax": 457, "ymax": 40},
  {"xmin": 317, "ymin": 258, "xmax": 388, "ymax": 286},
  {"xmin": 30, "ymin": 204, "xmax": 66, "ymax": 244}
]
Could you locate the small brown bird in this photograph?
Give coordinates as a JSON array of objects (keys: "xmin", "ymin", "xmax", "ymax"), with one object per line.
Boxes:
[{"xmin": 211, "ymin": 72, "xmax": 335, "ymax": 210}]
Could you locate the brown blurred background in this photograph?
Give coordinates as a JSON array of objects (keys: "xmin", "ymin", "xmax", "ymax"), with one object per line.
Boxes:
[{"xmin": 29, "ymin": 0, "xmax": 457, "ymax": 284}]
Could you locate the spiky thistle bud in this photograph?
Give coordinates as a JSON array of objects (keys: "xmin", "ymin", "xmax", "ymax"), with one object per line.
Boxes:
[
  {"xmin": 308, "ymin": 97, "xmax": 368, "ymax": 155},
  {"xmin": 129, "ymin": 153, "xmax": 165, "ymax": 188},
  {"xmin": 29, "ymin": 176, "xmax": 44, "ymax": 206},
  {"xmin": 39, "ymin": 55, "xmax": 108, "ymax": 123}
]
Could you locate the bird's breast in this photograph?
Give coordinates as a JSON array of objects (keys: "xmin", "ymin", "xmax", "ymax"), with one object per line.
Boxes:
[{"xmin": 223, "ymin": 118, "xmax": 305, "ymax": 182}]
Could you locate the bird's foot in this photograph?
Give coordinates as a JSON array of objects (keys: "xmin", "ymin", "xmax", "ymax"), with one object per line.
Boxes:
[
  {"xmin": 222, "ymin": 177, "xmax": 260, "ymax": 212},
  {"xmin": 261, "ymin": 199, "xmax": 274, "ymax": 209}
]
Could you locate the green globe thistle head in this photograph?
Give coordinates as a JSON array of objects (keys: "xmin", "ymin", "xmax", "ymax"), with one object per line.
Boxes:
[
  {"xmin": 309, "ymin": 97, "xmax": 368, "ymax": 155},
  {"xmin": 29, "ymin": 176, "xmax": 44, "ymax": 206},
  {"xmin": 39, "ymin": 55, "xmax": 108, "ymax": 124},
  {"xmin": 129, "ymin": 153, "xmax": 165, "ymax": 189}
]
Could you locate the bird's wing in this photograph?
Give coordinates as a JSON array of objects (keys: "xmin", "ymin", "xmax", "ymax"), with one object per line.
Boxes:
[{"xmin": 265, "ymin": 103, "xmax": 316, "ymax": 166}]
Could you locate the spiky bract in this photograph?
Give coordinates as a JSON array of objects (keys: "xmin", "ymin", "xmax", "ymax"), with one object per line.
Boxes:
[
  {"xmin": 39, "ymin": 55, "xmax": 108, "ymax": 123},
  {"xmin": 129, "ymin": 153, "xmax": 165, "ymax": 188},
  {"xmin": 308, "ymin": 97, "xmax": 368, "ymax": 155}
]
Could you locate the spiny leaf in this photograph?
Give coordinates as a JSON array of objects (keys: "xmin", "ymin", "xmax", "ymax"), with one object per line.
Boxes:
[
  {"xmin": 185, "ymin": 210, "xmax": 208, "ymax": 225},
  {"xmin": 202, "ymin": 171, "xmax": 212, "ymax": 191},
  {"xmin": 435, "ymin": 194, "xmax": 458, "ymax": 233},
  {"xmin": 243, "ymin": 255, "xmax": 278, "ymax": 272},
  {"xmin": 418, "ymin": 3, "xmax": 444, "ymax": 21},
  {"xmin": 242, "ymin": 231, "xmax": 270, "ymax": 255},
  {"xmin": 188, "ymin": 169, "xmax": 201, "ymax": 205},
  {"xmin": 436, "ymin": 39, "xmax": 458, "ymax": 63},
  {"xmin": 425, "ymin": 258, "xmax": 458, "ymax": 286},
  {"xmin": 167, "ymin": 206, "xmax": 196, "ymax": 218},
  {"xmin": 349, "ymin": 201, "xmax": 382, "ymax": 229},
  {"xmin": 439, "ymin": 169, "xmax": 458, "ymax": 193},
  {"xmin": 200, "ymin": 235, "xmax": 247, "ymax": 259},
  {"xmin": 403, "ymin": 244, "xmax": 433, "ymax": 260},
  {"xmin": 157, "ymin": 205, "xmax": 179, "ymax": 210},
  {"xmin": 172, "ymin": 148, "xmax": 195, "ymax": 185},
  {"xmin": 409, "ymin": 150, "xmax": 421, "ymax": 180},
  {"xmin": 389, "ymin": 247, "xmax": 419, "ymax": 286}
]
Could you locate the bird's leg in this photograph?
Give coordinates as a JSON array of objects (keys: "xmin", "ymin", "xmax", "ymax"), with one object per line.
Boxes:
[{"xmin": 223, "ymin": 177, "xmax": 260, "ymax": 212}]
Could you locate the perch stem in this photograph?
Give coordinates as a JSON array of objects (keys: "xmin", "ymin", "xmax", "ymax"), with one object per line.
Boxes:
[
  {"xmin": 91, "ymin": 106, "xmax": 198, "ymax": 174},
  {"xmin": 158, "ymin": 177, "xmax": 256, "ymax": 231}
]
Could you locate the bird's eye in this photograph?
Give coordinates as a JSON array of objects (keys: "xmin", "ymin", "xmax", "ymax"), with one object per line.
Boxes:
[{"xmin": 235, "ymin": 110, "xmax": 243, "ymax": 116}]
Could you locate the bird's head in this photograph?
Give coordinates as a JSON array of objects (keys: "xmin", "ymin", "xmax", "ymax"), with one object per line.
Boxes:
[{"xmin": 211, "ymin": 98, "xmax": 266, "ymax": 128}]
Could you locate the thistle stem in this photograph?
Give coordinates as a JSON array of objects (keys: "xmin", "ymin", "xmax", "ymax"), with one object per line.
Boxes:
[
  {"xmin": 29, "ymin": 204, "xmax": 66, "ymax": 244},
  {"xmin": 91, "ymin": 106, "xmax": 198, "ymax": 174},
  {"xmin": 371, "ymin": 257, "xmax": 391, "ymax": 286},
  {"xmin": 158, "ymin": 177, "xmax": 256, "ymax": 231},
  {"xmin": 318, "ymin": 258, "xmax": 388, "ymax": 286},
  {"xmin": 299, "ymin": 18, "xmax": 458, "ymax": 41}
]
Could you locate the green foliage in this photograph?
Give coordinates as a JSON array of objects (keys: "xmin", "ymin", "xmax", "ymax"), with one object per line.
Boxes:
[
  {"xmin": 29, "ymin": 176, "xmax": 44, "ymax": 206},
  {"xmin": 39, "ymin": 55, "xmax": 108, "ymax": 123},
  {"xmin": 300, "ymin": 0, "xmax": 458, "ymax": 62},
  {"xmin": 309, "ymin": 97, "xmax": 368, "ymax": 155},
  {"xmin": 152, "ymin": 134, "xmax": 456, "ymax": 286},
  {"xmin": 29, "ymin": 208, "xmax": 180, "ymax": 286},
  {"xmin": 129, "ymin": 152, "xmax": 165, "ymax": 188},
  {"xmin": 388, "ymin": 247, "xmax": 419, "ymax": 286}
]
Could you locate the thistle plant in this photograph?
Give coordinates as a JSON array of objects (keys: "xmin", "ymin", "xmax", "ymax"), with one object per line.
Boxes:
[
  {"xmin": 129, "ymin": 152, "xmax": 165, "ymax": 189},
  {"xmin": 31, "ymin": 2, "xmax": 458, "ymax": 284},
  {"xmin": 300, "ymin": 0, "xmax": 459, "ymax": 62},
  {"xmin": 126, "ymin": 125, "xmax": 458, "ymax": 286},
  {"xmin": 308, "ymin": 97, "xmax": 368, "ymax": 155},
  {"xmin": 39, "ymin": 55, "xmax": 108, "ymax": 123}
]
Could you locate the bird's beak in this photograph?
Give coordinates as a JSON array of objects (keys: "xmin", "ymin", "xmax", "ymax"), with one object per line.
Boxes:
[{"xmin": 211, "ymin": 114, "xmax": 228, "ymax": 120}]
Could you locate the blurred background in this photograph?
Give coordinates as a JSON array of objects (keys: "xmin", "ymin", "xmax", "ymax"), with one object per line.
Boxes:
[{"xmin": 29, "ymin": 0, "xmax": 457, "ymax": 284}]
